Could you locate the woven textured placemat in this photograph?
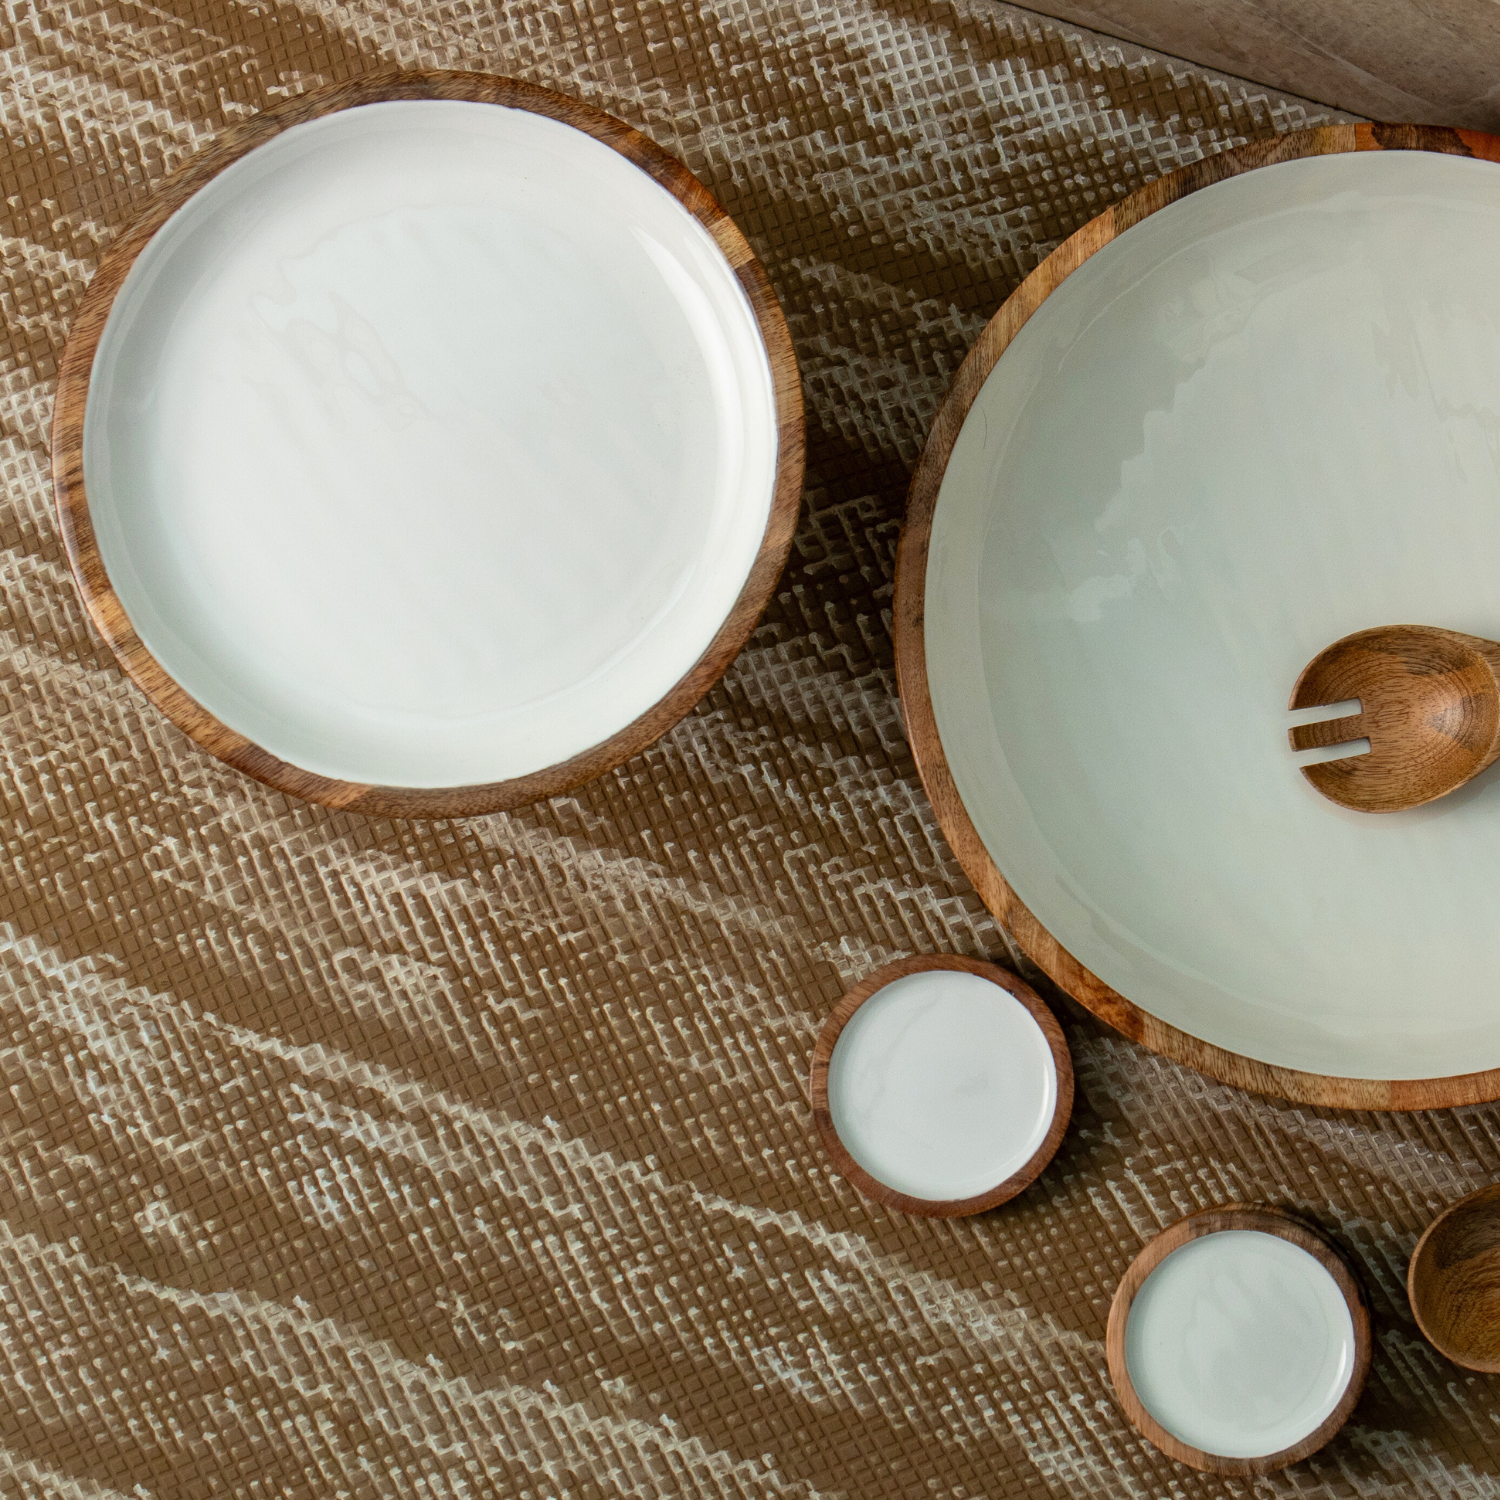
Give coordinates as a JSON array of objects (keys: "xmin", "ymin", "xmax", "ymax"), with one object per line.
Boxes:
[{"xmin": 3, "ymin": 1, "xmax": 1499, "ymax": 1495}]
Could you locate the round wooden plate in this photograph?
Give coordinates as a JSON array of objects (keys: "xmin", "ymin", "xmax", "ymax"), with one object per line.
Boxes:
[
  {"xmin": 894, "ymin": 122, "xmax": 1500, "ymax": 1109},
  {"xmin": 53, "ymin": 68, "xmax": 804, "ymax": 819},
  {"xmin": 808, "ymin": 954, "xmax": 1072, "ymax": 1217},
  {"xmin": 1107, "ymin": 1204, "xmax": 1371, "ymax": 1475}
]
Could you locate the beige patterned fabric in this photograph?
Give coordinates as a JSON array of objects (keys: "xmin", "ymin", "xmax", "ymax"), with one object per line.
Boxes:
[{"xmin": 2, "ymin": 0, "xmax": 1496, "ymax": 1494}]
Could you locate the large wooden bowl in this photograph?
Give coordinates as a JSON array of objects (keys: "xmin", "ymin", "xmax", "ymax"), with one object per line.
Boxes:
[
  {"xmin": 895, "ymin": 123, "xmax": 1500, "ymax": 1109},
  {"xmin": 53, "ymin": 70, "xmax": 803, "ymax": 819}
]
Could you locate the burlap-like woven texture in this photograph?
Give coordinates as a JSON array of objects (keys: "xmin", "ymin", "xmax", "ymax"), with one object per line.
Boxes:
[{"xmin": 3, "ymin": 0, "xmax": 1498, "ymax": 1494}]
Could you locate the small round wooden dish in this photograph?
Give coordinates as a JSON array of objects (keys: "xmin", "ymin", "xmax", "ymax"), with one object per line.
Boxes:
[
  {"xmin": 808, "ymin": 954, "xmax": 1072, "ymax": 1218},
  {"xmin": 1408, "ymin": 1183, "xmax": 1500, "ymax": 1372},
  {"xmin": 1108, "ymin": 1204, "xmax": 1371, "ymax": 1475},
  {"xmin": 895, "ymin": 120, "xmax": 1500, "ymax": 1109},
  {"xmin": 54, "ymin": 68, "xmax": 803, "ymax": 819}
]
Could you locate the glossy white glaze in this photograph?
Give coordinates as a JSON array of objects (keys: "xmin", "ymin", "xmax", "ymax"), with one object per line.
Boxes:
[
  {"xmin": 84, "ymin": 100, "xmax": 777, "ymax": 787},
  {"xmin": 826, "ymin": 968, "xmax": 1057, "ymax": 1201},
  {"xmin": 927, "ymin": 151, "xmax": 1500, "ymax": 1078},
  {"xmin": 1124, "ymin": 1229, "xmax": 1356, "ymax": 1459}
]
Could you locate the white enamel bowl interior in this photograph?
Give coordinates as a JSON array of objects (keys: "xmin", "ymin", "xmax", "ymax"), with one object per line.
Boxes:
[
  {"xmin": 826, "ymin": 969, "xmax": 1057, "ymax": 1200},
  {"xmin": 84, "ymin": 99, "xmax": 777, "ymax": 788},
  {"xmin": 927, "ymin": 151, "xmax": 1500, "ymax": 1080},
  {"xmin": 1124, "ymin": 1229, "xmax": 1356, "ymax": 1459}
]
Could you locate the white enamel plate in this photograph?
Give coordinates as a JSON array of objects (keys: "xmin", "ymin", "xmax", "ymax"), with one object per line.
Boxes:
[
  {"xmin": 809, "ymin": 955, "xmax": 1073, "ymax": 1217},
  {"xmin": 900, "ymin": 127, "xmax": 1500, "ymax": 1105},
  {"xmin": 1107, "ymin": 1206, "xmax": 1370, "ymax": 1474},
  {"xmin": 56, "ymin": 74, "xmax": 802, "ymax": 817}
]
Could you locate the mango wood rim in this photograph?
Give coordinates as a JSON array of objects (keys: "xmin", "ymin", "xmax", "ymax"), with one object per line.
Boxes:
[
  {"xmin": 1407, "ymin": 1181, "xmax": 1500, "ymax": 1373},
  {"xmin": 1106, "ymin": 1204, "xmax": 1372, "ymax": 1475},
  {"xmin": 52, "ymin": 67, "xmax": 805, "ymax": 820},
  {"xmin": 808, "ymin": 953, "xmax": 1073, "ymax": 1217},
  {"xmin": 894, "ymin": 121, "xmax": 1500, "ymax": 1109}
]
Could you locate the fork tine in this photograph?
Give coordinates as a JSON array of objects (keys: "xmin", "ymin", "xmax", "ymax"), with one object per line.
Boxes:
[{"xmin": 1289, "ymin": 713, "xmax": 1365, "ymax": 752}]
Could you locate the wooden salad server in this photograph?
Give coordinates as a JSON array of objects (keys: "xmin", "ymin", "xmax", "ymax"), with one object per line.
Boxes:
[{"xmin": 1289, "ymin": 625, "xmax": 1500, "ymax": 813}]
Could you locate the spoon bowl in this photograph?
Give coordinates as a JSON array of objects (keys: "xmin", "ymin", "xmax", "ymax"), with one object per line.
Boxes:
[
  {"xmin": 1408, "ymin": 1183, "xmax": 1500, "ymax": 1372},
  {"xmin": 1289, "ymin": 625, "xmax": 1500, "ymax": 812}
]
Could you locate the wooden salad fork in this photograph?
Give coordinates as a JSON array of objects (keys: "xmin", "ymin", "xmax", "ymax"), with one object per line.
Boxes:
[{"xmin": 1289, "ymin": 625, "xmax": 1500, "ymax": 813}]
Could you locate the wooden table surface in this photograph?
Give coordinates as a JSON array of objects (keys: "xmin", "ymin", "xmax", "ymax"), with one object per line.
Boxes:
[{"xmin": 1028, "ymin": 0, "xmax": 1500, "ymax": 130}]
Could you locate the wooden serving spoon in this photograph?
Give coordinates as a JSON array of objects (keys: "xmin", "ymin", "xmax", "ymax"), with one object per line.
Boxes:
[
  {"xmin": 1408, "ymin": 1183, "xmax": 1500, "ymax": 1373},
  {"xmin": 1289, "ymin": 625, "xmax": 1500, "ymax": 813}
]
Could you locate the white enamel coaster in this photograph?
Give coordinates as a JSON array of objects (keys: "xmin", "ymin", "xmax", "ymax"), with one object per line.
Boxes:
[
  {"xmin": 809, "ymin": 955, "xmax": 1072, "ymax": 1216},
  {"xmin": 1107, "ymin": 1205, "xmax": 1370, "ymax": 1474},
  {"xmin": 55, "ymin": 74, "xmax": 802, "ymax": 817}
]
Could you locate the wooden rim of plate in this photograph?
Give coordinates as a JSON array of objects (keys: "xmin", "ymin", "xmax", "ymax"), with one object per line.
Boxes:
[
  {"xmin": 807, "ymin": 953, "xmax": 1073, "ymax": 1218},
  {"xmin": 893, "ymin": 121, "xmax": 1500, "ymax": 1110},
  {"xmin": 52, "ymin": 67, "xmax": 805, "ymax": 821},
  {"xmin": 1106, "ymin": 1203, "xmax": 1372, "ymax": 1476}
]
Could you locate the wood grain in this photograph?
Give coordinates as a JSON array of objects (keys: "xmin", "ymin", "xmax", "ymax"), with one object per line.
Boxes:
[
  {"xmin": 807, "ymin": 953, "xmax": 1073, "ymax": 1218},
  {"xmin": 893, "ymin": 120, "xmax": 1500, "ymax": 1110},
  {"xmin": 1027, "ymin": 0, "xmax": 1500, "ymax": 132},
  {"xmin": 1290, "ymin": 624, "xmax": 1500, "ymax": 813},
  {"xmin": 1106, "ymin": 1204, "xmax": 1372, "ymax": 1475},
  {"xmin": 1408, "ymin": 1182, "xmax": 1500, "ymax": 1373},
  {"xmin": 50, "ymin": 68, "xmax": 805, "ymax": 821}
]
